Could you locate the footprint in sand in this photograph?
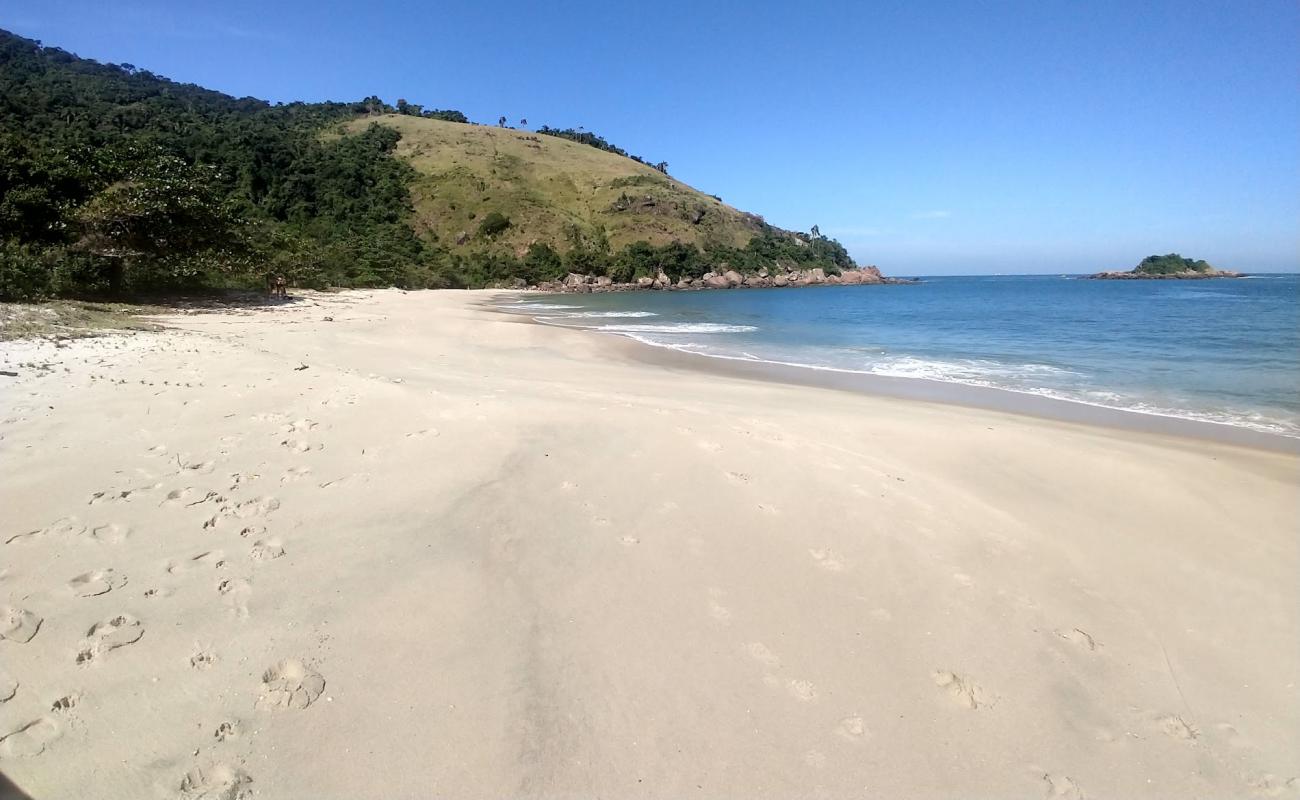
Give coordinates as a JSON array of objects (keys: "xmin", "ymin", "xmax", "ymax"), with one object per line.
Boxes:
[
  {"xmin": 257, "ymin": 659, "xmax": 325, "ymax": 710},
  {"xmin": 249, "ymin": 538, "xmax": 285, "ymax": 562},
  {"xmin": 405, "ymin": 428, "xmax": 440, "ymax": 439},
  {"xmin": 218, "ymin": 578, "xmax": 252, "ymax": 618},
  {"xmin": 213, "ymin": 721, "xmax": 239, "ymax": 742},
  {"xmin": 756, "ymin": 503, "xmax": 779, "ymax": 514},
  {"xmin": 803, "ymin": 750, "xmax": 827, "ymax": 768},
  {"xmin": 697, "ymin": 441, "xmax": 723, "ymax": 453},
  {"xmin": 231, "ymin": 497, "xmax": 279, "ymax": 519},
  {"xmin": 559, "ymin": 481, "xmax": 578, "ymax": 491},
  {"xmin": 280, "ymin": 439, "xmax": 321, "ymax": 453},
  {"xmin": 0, "ymin": 717, "xmax": 60, "ymax": 758},
  {"xmin": 68, "ymin": 568, "xmax": 127, "ymax": 597},
  {"xmin": 619, "ymin": 535, "xmax": 640, "ymax": 546},
  {"xmin": 180, "ymin": 459, "xmax": 216, "ymax": 475},
  {"xmin": 204, "ymin": 498, "xmax": 279, "ymax": 530},
  {"xmin": 787, "ymin": 679, "xmax": 818, "ymax": 702},
  {"xmin": 746, "ymin": 642, "xmax": 782, "ymax": 668},
  {"xmin": 280, "ymin": 466, "xmax": 312, "ymax": 484},
  {"xmin": 190, "ymin": 646, "xmax": 218, "ymax": 670},
  {"xmin": 0, "ymin": 607, "xmax": 42, "ymax": 643},
  {"xmin": 6, "ymin": 516, "xmax": 86, "ymax": 545},
  {"xmin": 1053, "ymin": 628, "xmax": 1099, "ymax": 652},
  {"xmin": 167, "ymin": 551, "xmax": 225, "ymax": 575},
  {"xmin": 178, "ymin": 763, "xmax": 253, "ymax": 800},
  {"xmin": 1157, "ymin": 714, "xmax": 1199, "ymax": 741},
  {"xmin": 707, "ymin": 589, "xmax": 732, "ymax": 623},
  {"xmin": 725, "ymin": 471, "xmax": 751, "ymax": 484},
  {"xmin": 50, "ymin": 692, "xmax": 79, "ymax": 714},
  {"xmin": 89, "ymin": 523, "xmax": 131, "ymax": 544},
  {"xmin": 933, "ymin": 671, "xmax": 996, "ymax": 710},
  {"xmin": 161, "ymin": 487, "xmax": 195, "ymax": 505},
  {"xmin": 76, "ymin": 614, "xmax": 144, "ymax": 664},
  {"xmin": 1041, "ymin": 773, "xmax": 1087, "ymax": 799},
  {"xmin": 808, "ymin": 548, "xmax": 846, "ymax": 572},
  {"xmin": 283, "ymin": 418, "xmax": 318, "ymax": 434},
  {"xmin": 837, "ymin": 715, "xmax": 868, "ymax": 740},
  {"xmin": 0, "ymin": 668, "xmax": 17, "ymax": 703}
]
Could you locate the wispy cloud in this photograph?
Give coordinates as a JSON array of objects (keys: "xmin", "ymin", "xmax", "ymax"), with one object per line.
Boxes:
[{"xmin": 910, "ymin": 210, "xmax": 952, "ymax": 220}]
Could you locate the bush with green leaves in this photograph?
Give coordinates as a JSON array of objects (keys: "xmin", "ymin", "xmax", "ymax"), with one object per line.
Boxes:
[{"xmin": 477, "ymin": 212, "xmax": 511, "ymax": 239}]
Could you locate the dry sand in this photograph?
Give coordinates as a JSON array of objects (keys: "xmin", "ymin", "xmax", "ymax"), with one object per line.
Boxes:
[{"xmin": 0, "ymin": 289, "xmax": 1296, "ymax": 799}]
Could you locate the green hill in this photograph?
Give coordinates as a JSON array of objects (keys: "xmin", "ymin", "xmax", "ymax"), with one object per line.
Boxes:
[
  {"xmin": 364, "ymin": 115, "xmax": 764, "ymax": 255},
  {"xmin": 0, "ymin": 28, "xmax": 866, "ymax": 300}
]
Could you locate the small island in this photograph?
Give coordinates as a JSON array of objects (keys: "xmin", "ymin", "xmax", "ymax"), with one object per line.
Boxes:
[{"xmin": 1089, "ymin": 253, "xmax": 1240, "ymax": 280}]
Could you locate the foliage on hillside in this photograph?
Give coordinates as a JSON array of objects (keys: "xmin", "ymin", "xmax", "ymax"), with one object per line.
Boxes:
[
  {"xmin": 0, "ymin": 27, "xmax": 860, "ymax": 300},
  {"xmin": 1133, "ymin": 253, "xmax": 1216, "ymax": 275}
]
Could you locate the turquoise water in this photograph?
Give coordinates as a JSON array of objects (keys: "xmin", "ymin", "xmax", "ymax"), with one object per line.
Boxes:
[{"xmin": 506, "ymin": 275, "xmax": 1300, "ymax": 437}]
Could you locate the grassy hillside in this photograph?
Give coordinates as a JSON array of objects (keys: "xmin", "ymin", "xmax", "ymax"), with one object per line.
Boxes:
[
  {"xmin": 359, "ymin": 115, "xmax": 764, "ymax": 257},
  {"xmin": 0, "ymin": 27, "xmax": 861, "ymax": 299}
]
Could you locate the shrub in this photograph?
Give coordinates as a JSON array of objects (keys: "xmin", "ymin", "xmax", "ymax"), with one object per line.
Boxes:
[{"xmin": 477, "ymin": 212, "xmax": 511, "ymax": 238}]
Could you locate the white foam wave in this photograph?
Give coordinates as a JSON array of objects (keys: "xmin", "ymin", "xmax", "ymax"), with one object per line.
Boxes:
[
  {"xmin": 510, "ymin": 302, "xmax": 583, "ymax": 310},
  {"xmin": 562, "ymin": 311, "xmax": 659, "ymax": 318},
  {"xmin": 866, "ymin": 356, "xmax": 1083, "ymax": 382},
  {"xmin": 597, "ymin": 340, "xmax": 1300, "ymax": 438},
  {"xmin": 595, "ymin": 323, "xmax": 758, "ymax": 334}
]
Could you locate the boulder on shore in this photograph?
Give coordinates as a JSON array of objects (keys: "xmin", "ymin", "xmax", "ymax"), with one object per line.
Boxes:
[
  {"xmin": 704, "ymin": 274, "xmax": 731, "ymax": 289},
  {"xmin": 723, "ymin": 270, "xmax": 744, "ymax": 287}
]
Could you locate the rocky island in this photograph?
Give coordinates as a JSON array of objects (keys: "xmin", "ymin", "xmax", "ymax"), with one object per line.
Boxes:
[{"xmin": 1089, "ymin": 253, "xmax": 1240, "ymax": 279}]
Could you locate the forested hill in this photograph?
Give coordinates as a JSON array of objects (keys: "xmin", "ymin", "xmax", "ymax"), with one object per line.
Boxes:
[{"xmin": 0, "ymin": 28, "xmax": 862, "ymax": 299}]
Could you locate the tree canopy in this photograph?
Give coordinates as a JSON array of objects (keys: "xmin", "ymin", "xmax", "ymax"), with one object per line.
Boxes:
[{"xmin": 1132, "ymin": 254, "xmax": 1216, "ymax": 275}]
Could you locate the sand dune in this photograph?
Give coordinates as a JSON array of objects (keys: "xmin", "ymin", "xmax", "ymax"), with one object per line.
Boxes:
[{"xmin": 1, "ymin": 290, "xmax": 1296, "ymax": 798}]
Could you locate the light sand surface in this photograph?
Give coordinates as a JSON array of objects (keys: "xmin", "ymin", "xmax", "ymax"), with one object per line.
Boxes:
[{"xmin": 1, "ymin": 289, "xmax": 1297, "ymax": 799}]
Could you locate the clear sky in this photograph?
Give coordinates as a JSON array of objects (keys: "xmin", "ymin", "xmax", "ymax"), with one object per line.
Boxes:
[{"xmin": 3, "ymin": 0, "xmax": 1297, "ymax": 274}]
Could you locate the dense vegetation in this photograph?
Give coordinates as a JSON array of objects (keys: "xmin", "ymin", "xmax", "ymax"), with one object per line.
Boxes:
[
  {"xmin": 533, "ymin": 126, "xmax": 666, "ymax": 172},
  {"xmin": 0, "ymin": 28, "xmax": 859, "ymax": 300},
  {"xmin": 1132, "ymin": 253, "xmax": 1216, "ymax": 275}
]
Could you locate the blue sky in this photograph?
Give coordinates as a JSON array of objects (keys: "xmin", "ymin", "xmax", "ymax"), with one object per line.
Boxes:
[{"xmin": 3, "ymin": 0, "xmax": 1297, "ymax": 274}]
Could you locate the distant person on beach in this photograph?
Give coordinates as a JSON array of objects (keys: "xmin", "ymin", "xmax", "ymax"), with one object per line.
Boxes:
[{"xmin": 271, "ymin": 274, "xmax": 288, "ymax": 300}]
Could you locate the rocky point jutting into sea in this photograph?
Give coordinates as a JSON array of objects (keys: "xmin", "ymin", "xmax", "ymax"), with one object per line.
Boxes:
[{"xmin": 532, "ymin": 264, "xmax": 912, "ymax": 293}]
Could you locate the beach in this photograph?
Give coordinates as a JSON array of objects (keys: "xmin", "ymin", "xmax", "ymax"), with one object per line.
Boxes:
[{"xmin": 1, "ymin": 289, "xmax": 1296, "ymax": 798}]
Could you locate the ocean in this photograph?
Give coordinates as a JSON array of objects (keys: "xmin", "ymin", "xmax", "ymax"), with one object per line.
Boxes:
[{"xmin": 504, "ymin": 274, "xmax": 1300, "ymax": 439}]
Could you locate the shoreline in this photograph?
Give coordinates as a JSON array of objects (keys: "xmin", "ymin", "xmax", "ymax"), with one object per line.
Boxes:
[{"xmin": 490, "ymin": 294, "xmax": 1300, "ymax": 455}]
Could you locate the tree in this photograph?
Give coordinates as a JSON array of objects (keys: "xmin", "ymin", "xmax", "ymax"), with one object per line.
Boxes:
[
  {"xmin": 520, "ymin": 118, "xmax": 527, "ymax": 127},
  {"xmin": 810, "ymin": 224, "xmax": 821, "ymax": 239},
  {"xmin": 477, "ymin": 211, "xmax": 511, "ymax": 238},
  {"xmin": 498, "ymin": 115, "xmax": 507, "ymax": 127},
  {"xmin": 74, "ymin": 155, "xmax": 241, "ymax": 289}
]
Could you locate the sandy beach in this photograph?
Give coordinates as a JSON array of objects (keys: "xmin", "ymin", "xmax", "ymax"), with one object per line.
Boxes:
[{"xmin": 1, "ymin": 289, "xmax": 1296, "ymax": 799}]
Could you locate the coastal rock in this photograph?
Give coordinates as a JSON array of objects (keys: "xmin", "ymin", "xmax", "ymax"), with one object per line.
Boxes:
[
  {"xmin": 636, "ymin": 277, "xmax": 654, "ymax": 289},
  {"xmin": 827, "ymin": 274, "xmax": 842, "ymax": 284},
  {"xmin": 564, "ymin": 272, "xmax": 589, "ymax": 288},
  {"xmin": 594, "ymin": 276, "xmax": 613, "ymax": 287},
  {"xmin": 808, "ymin": 268, "xmax": 827, "ymax": 284},
  {"xmin": 773, "ymin": 275, "xmax": 789, "ymax": 287},
  {"xmin": 758, "ymin": 267, "xmax": 769, "ymax": 278},
  {"xmin": 723, "ymin": 270, "xmax": 744, "ymax": 287},
  {"xmin": 704, "ymin": 274, "xmax": 731, "ymax": 289}
]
